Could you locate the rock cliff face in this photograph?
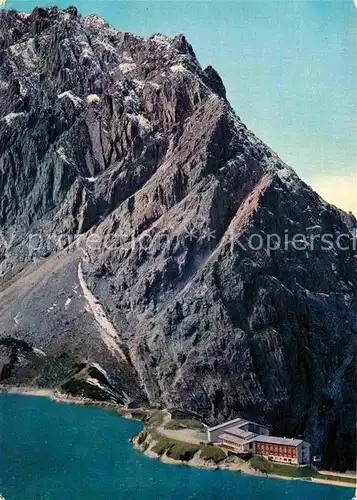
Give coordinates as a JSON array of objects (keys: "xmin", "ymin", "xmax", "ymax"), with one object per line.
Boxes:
[{"xmin": 0, "ymin": 7, "xmax": 355, "ymax": 469}]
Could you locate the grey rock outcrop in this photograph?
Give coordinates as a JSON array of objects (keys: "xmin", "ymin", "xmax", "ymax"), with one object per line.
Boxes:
[{"xmin": 0, "ymin": 7, "xmax": 355, "ymax": 470}]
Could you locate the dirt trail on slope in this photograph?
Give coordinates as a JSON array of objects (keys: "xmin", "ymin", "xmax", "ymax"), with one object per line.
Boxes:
[
  {"xmin": 78, "ymin": 262, "xmax": 127, "ymax": 362},
  {"xmin": 156, "ymin": 411, "xmax": 207, "ymax": 444}
]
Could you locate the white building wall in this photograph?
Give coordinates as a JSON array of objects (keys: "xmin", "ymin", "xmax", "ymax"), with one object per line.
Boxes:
[
  {"xmin": 221, "ymin": 440, "xmax": 245, "ymax": 452},
  {"xmin": 245, "ymin": 440, "xmax": 256, "ymax": 453},
  {"xmin": 300, "ymin": 441, "xmax": 311, "ymax": 464},
  {"xmin": 261, "ymin": 453, "xmax": 299, "ymax": 465},
  {"xmin": 220, "ymin": 439, "xmax": 256, "ymax": 454}
]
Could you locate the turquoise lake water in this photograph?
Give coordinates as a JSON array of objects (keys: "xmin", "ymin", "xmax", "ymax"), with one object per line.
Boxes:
[{"xmin": 0, "ymin": 395, "xmax": 354, "ymax": 500}]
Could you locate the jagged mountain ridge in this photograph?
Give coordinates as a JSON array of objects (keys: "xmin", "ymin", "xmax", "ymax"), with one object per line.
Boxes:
[{"xmin": 0, "ymin": 7, "xmax": 355, "ymax": 469}]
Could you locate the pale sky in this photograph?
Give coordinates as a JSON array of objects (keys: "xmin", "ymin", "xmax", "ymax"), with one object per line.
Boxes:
[{"xmin": 309, "ymin": 173, "xmax": 356, "ymax": 214}]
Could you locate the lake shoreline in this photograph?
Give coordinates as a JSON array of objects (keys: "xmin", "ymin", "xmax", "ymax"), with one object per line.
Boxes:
[{"xmin": 1, "ymin": 385, "xmax": 355, "ymax": 490}]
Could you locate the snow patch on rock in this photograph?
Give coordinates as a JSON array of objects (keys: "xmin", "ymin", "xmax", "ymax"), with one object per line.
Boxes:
[
  {"xmin": 3, "ymin": 112, "xmax": 25, "ymax": 125},
  {"xmin": 277, "ymin": 167, "xmax": 300, "ymax": 193},
  {"xmin": 122, "ymin": 52, "xmax": 134, "ymax": 63},
  {"xmin": 57, "ymin": 146, "xmax": 71, "ymax": 164},
  {"xmin": 33, "ymin": 347, "xmax": 47, "ymax": 357},
  {"xmin": 152, "ymin": 34, "xmax": 171, "ymax": 46},
  {"xmin": 10, "ymin": 39, "xmax": 38, "ymax": 69},
  {"xmin": 47, "ymin": 303, "xmax": 57, "ymax": 313},
  {"xmin": 86, "ymin": 94, "xmax": 101, "ymax": 103},
  {"xmin": 127, "ymin": 113, "xmax": 152, "ymax": 133},
  {"xmin": 86, "ymin": 377, "xmax": 107, "ymax": 390},
  {"xmin": 58, "ymin": 91, "xmax": 83, "ymax": 107},
  {"xmin": 0, "ymin": 79, "xmax": 9, "ymax": 90},
  {"xmin": 92, "ymin": 362, "xmax": 110, "ymax": 381},
  {"xmin": 119, "ymin": 62, "xmax": 137, "ymax": 74},
  {"xmin": 171, "ymin": 64, "xmax": 188, "ymax": 73}
]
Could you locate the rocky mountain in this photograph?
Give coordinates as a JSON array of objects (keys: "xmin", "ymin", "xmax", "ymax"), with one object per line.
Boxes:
[{"xmin": 0, "ymin": 7, "xmax": 355, "ymax": 470}]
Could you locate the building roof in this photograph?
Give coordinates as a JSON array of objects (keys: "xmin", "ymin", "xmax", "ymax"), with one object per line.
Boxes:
[
  {"xmin": 208, "ymin": 417, "xmax": 269, "ymax": 433},
  {"xmin": 208, "ymin": 417, "xmax": 247, "ymax": 432},
  {"xmin": 224, "ymin": 425, "xmax": 257, "ymax": 440},
  {"xmin": 253, "ymin": 435, "xmax": 303, "ymax": 447}
]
